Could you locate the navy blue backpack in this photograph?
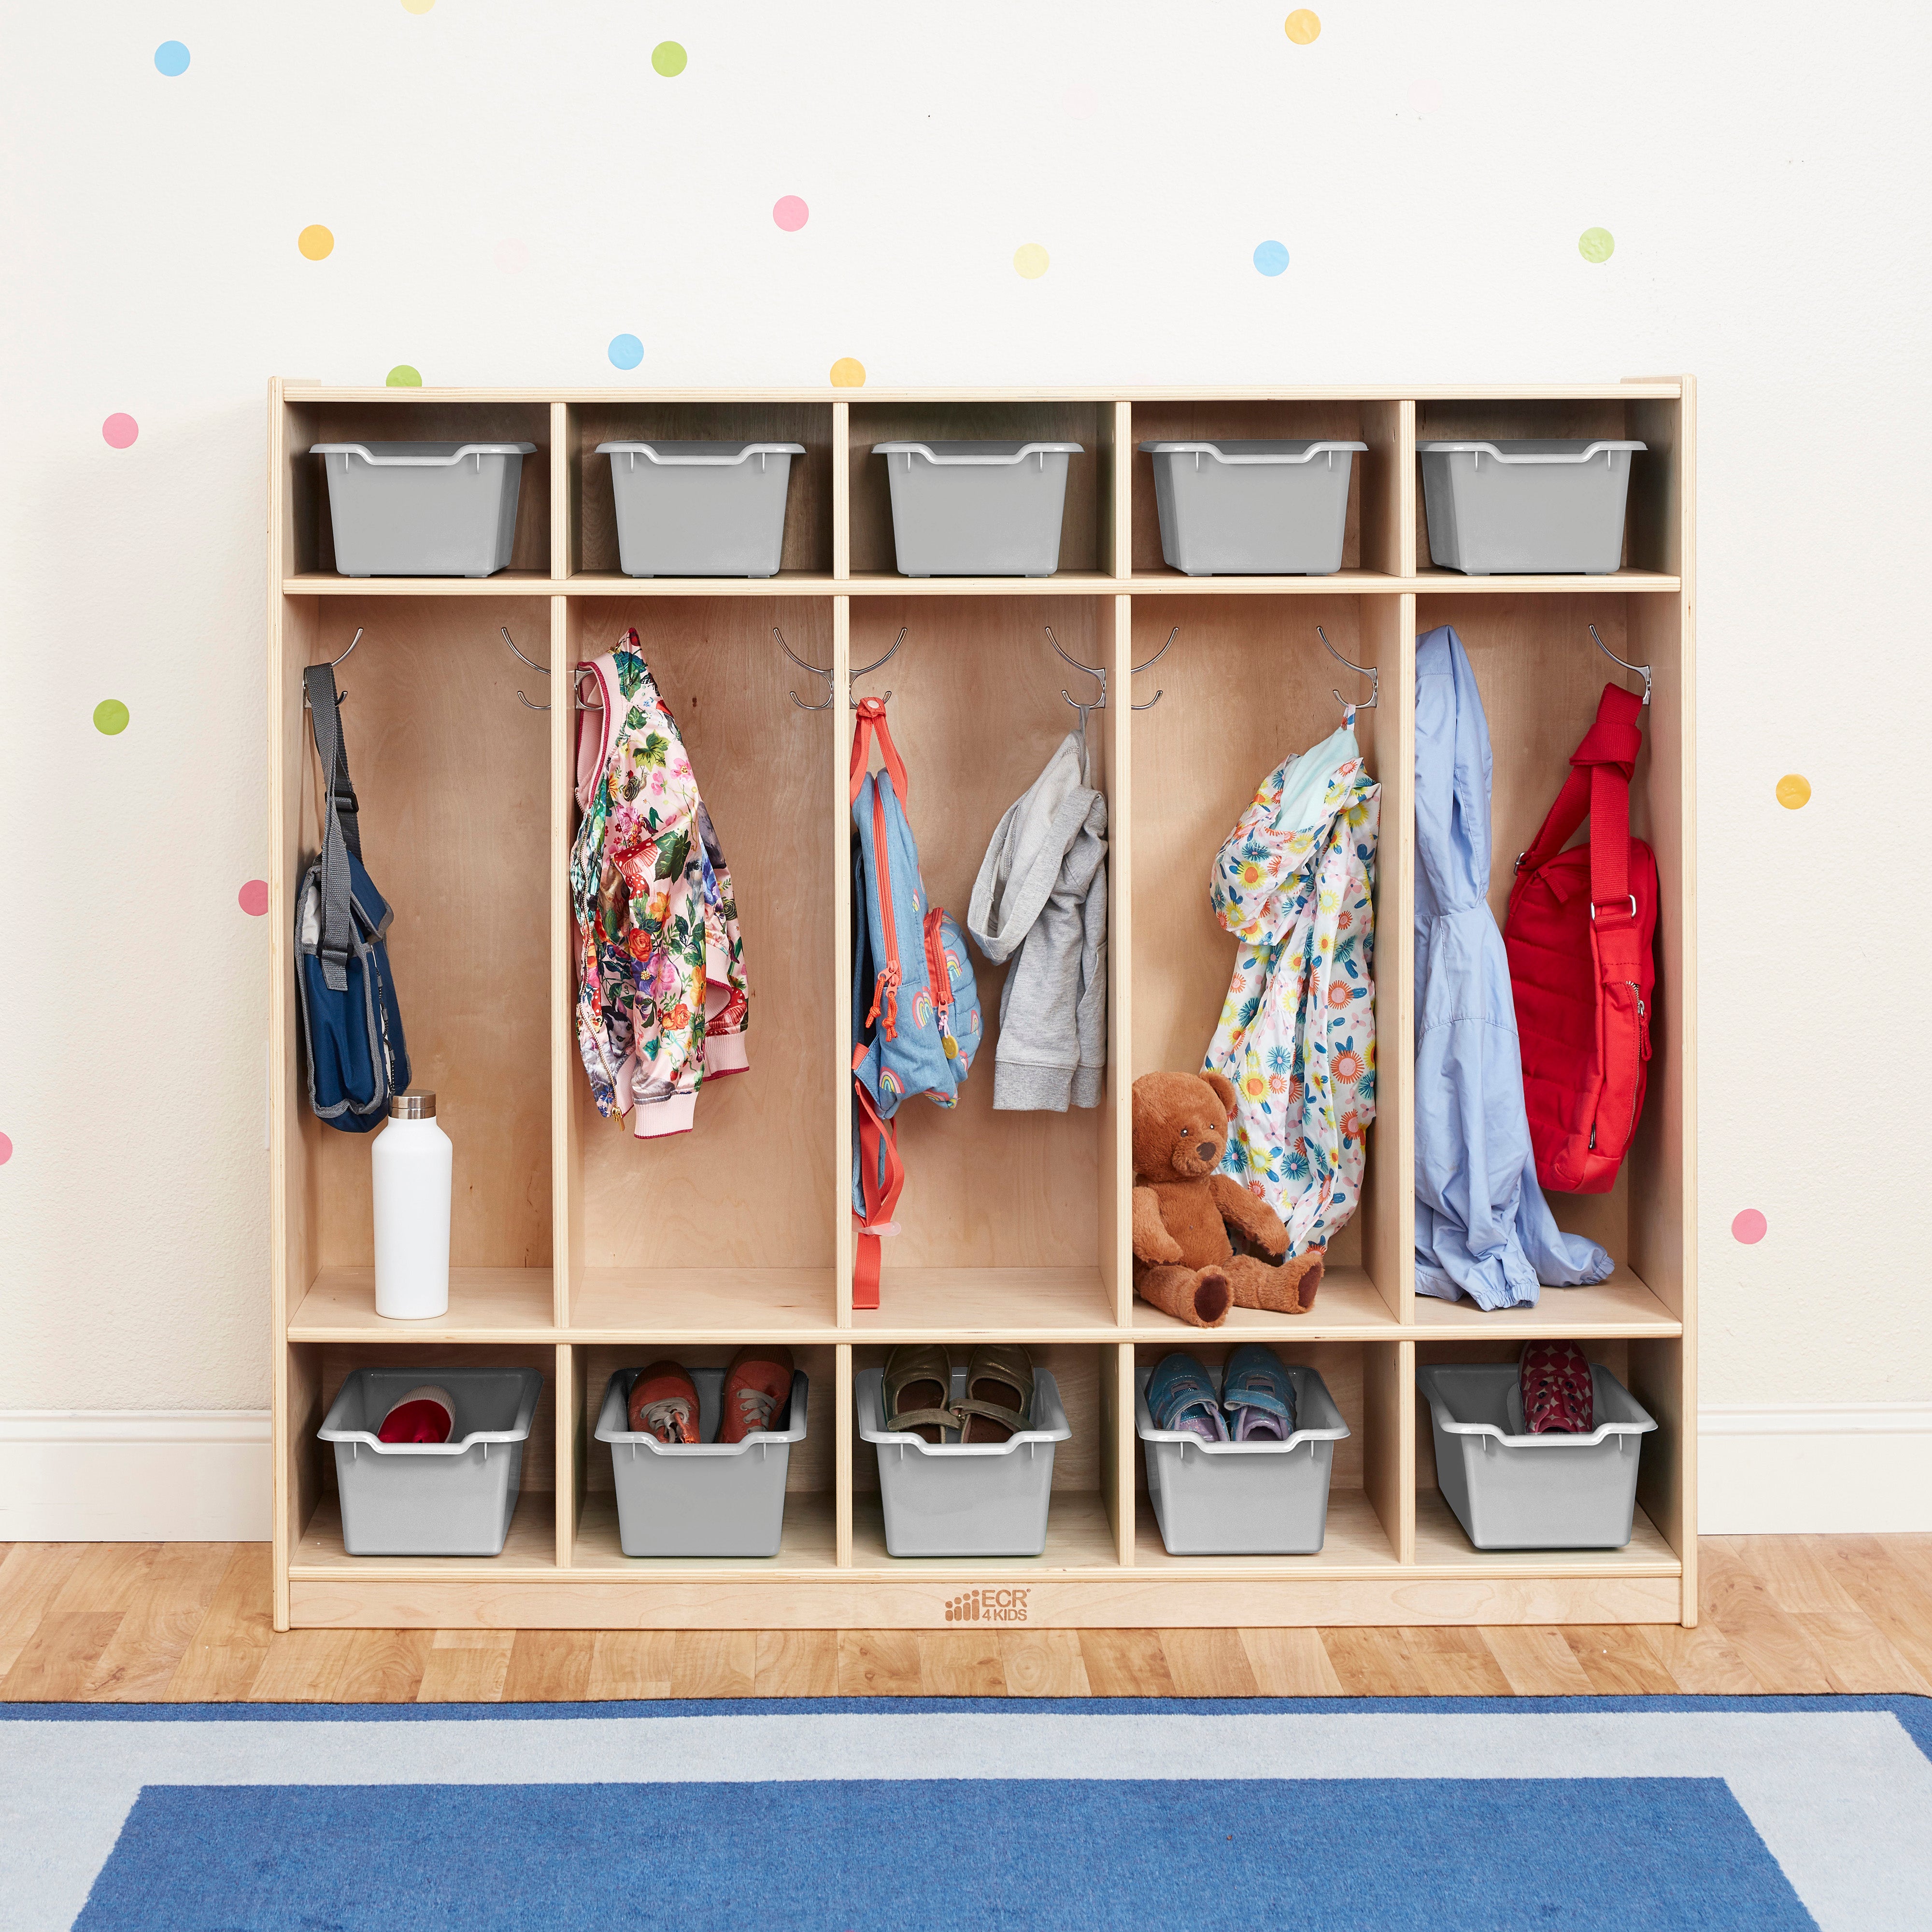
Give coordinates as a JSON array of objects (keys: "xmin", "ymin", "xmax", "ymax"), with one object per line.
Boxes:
[{"xmin": 296, "ymin": 664, "xmax": 409, "ymax": 1132}]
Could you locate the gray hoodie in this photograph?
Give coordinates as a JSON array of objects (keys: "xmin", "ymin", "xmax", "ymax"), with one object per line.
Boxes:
[{"xmin": 967, "ymin": 732, "xmax": 1108, "ymax": 1110}]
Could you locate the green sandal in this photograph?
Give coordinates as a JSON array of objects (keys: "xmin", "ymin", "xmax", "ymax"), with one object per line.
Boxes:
[
  {"xmin": 883, "ymin": 1344, "xmax": 959, "ymax": 1444},
  {"xmin": 956, "ymin": 1344, "xmax": 1033, "ymax": 1445}
]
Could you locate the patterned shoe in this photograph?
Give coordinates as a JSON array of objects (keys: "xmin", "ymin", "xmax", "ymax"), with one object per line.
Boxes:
[
  {"xmin": 1221, "ymin": 1345, "xmax": 1297, "ymax": 1441},
  {"xmin": 1148, "ymin": 1353, "xmax": 1229, "ymax": 1442},
  {"xmin": 1520, "ymin": 1341, "xmax": 1595, "ymax": 1434},
  {"xmin": 627, "ymin": 1360, "xmax": 701, "ymax": 1444},
  {"xmin": 720, "ymin": 1346, "xmax": 795, "ymax": 1444}
]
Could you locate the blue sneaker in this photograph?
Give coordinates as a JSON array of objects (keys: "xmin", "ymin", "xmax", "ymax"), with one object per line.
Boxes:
[
  {"xmin": 1147, "ymin": 1353, "xmax": 1229, "ymax": 1442},
  {"xmin": 1222, "ymin": 1345, "xmax": 1297, "ymax": 1441}
]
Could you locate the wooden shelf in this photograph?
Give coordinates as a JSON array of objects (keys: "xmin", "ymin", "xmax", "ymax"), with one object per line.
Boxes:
[
  {"xmin": 1133, "ymin": 1489, "xmax": 1399, "ymax": 1573},
  {"xmin": 1124, "ymin": 570, "xmax": 1404, "ymax": 596},
  {"xmin": 1411, "ymin": 1492, "xmax": 1682, "ymax": 1577},
  {"xmin": 1413, "ymin": 568, "xmax": 1680, "ymax": 594},
  {"xmin": 1129, "ymin": 1264, "xmax": 1397, "ymax": 1339},
  {"xmin": 569, "ymin": 1268, "xmax": 838, "ymax": 1341},
  {"xmin": 572, "ymin": 1493, "xmax": 839, "ymax": 1573},
  {"xmin": 291, "ymin": 1492, "xmax": 557, "ymax": 1577},
  {"xmin": 1408, "ymin": 1263, "xmax": 1681, "ymax": 1338},
  {"xmin": 849, "ymin": 1490, "xmax": 1120, "ymax": 1573},
  {"xmin": 563, "ymin": 571, "xmax": 838, "ymax": 597},
  {"xmin": 284, "ymin": 570, "xmax": 560, "ymax": 596},
  {"xmin": 858, "ymin": 1267, "xmax": 1117, "ymax": 1338},
  {"xmin": 845, "ymin": 571, "xmax": 1121, "ymax": 597},
  {"xmin": 288, "ymin": 1267, "xmax": 556, "ymax": 1341}
]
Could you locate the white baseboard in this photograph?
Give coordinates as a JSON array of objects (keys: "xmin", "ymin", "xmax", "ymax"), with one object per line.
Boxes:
[
  {"xmin": 1699, "ymin": 1403, "xmax": 1932, "ymax": 1534},
  {"xmin": 0, "ymin": 1412, "xmax": 271, "ymax": 1541}
]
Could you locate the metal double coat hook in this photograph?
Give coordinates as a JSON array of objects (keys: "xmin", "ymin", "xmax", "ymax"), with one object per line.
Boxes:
[
  {"xmin": 301, "ymin": 627, "xmax": 362, "ymax": 706},
  {"xmin": 778, "ymin": 626, "xmax": 904, "ymax": 711}
]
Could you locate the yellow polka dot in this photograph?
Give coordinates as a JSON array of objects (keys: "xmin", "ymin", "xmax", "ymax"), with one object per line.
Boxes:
[
  {"xmin": 298, "ymin": 224, "xmax": 334, "ymax": 261},
  {"xmin": 1013, "ymin": 242, "xmax": 1050, "ymax": 280},
  {"xmin": 400, "ymin": 0, "xmax": 435, "ymax": 12},
  {"xmin": 1284, "ymin": 9, "xmax": 1321, "ymax": 43},
  {"xmin": 829, "ymin": 357, "xmax": 866, "ymax": 388},
  {"xmin": 1776, "ymin": 773, "xmax": 1811, "ymax": 810}
]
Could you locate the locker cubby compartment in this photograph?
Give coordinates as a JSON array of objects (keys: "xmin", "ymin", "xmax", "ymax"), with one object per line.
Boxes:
[
  {"xmin": 278, "ymin": 596, "xmax": 555, "ymax": 1342},
  {"xmin": 562, "ymin": 597, "xmax": 840, "ymax": 1336},
  {"xmin": 1128, "ymin": 397, "xmax": 1406, "ymax": 582},
  {"xmin": 1412, "ymin": 394, "xmax": 1684, "ymax": 583},
  {"xmin": 564, "ymin": 401, "xmax": 836, "ymax": 584},
  {"xmin": 280, "ymin": 399, "xmax": 554, "ymax": 587},
  {"xmin": 286, "ymin": 1341, "xmax": 559, "ymax": 1573},
  {"xmin": 567, "ymin": 1343, "xmax": 838, "ymax": 1571},
  {"xmin": 847, "ymin": 400, "xmax": 1118, "ymax": 584},
  {"xmin": 1129, "ymin": 595, "xmax": 1407, "ymax": 1337},
  {"xmin": 847, "ymin": 598, "xmax": 1121, "ymax": 1335},
  {"xmin": 1408, "ymin": 593, "xmax": 1686, "ymax": 1341},
  {"xmin": 1411, "ymin": 1337, "xmax": 1684, "ymax": 1573},
  {"xmin": 850, "ymin": 1344, "xmax": 1121, "ymax": 1568},
  {"xmin": 1129, "ymin": 1339, "xmax": 1403, "ymax": 1571}
]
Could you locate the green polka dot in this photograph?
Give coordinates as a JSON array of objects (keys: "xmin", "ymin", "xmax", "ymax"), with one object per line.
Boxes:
[
  {"xmin": 652, "ymin": 40, "xmax": 686, "ymax": 76},
  {"xmin": 1578, "ymin": 227, "xmax": 1615, "ymax": 263},
  {"xmin": 385, "ymin": 365, "xmax": 422, "ymax": 388},
  {"xmin": 93, "ymin": 699, "xmax": 129, "ymax": 736}
]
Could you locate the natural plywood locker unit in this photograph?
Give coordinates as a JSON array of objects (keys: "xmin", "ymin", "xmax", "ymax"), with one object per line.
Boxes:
[{"xmin": 269, "ymin": 379, "xmax": 1695, "ymax": 1632}]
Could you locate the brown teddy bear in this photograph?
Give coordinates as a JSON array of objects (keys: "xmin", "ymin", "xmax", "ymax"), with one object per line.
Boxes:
[{"xmin": 1132, "ymin": 1070, "xmax": 1325, "ymax": 1326}]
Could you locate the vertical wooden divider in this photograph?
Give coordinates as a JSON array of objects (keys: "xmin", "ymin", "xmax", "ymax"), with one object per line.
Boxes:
[
  {"xmin": 833, "ymin": 583, "xmax": 854, "ymax": 1566},
  {"xmin": 554, "ymin": 1343, "xmax": 575, "ymax": 1566},
  {"xmin": 836, "ymin": 1344, "xmax": 854, "ymax": 1565},
  {"xmin": 1363, "ymin": 1339, "xmax": 1414, "ymax": 1563},
  {"xmin": 267, "ymin": 379, "xmax": 294, "ymax": 1631},
  {"xmin": 831, "ymin": 404, "xmax": 851, "ymax": 580},
  {"xmin": 1107, "ymin": 406, "xmax": 1136, "ymax": 1565},
  {"xmin": 550, "ymin": 593, "xmax": 578, "ymax": 1328}
]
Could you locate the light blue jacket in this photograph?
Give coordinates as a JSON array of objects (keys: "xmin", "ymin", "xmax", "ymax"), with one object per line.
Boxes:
[{"xmin": 1413, "ymin": 626, "xmax": 1610, "ymax": 1308}]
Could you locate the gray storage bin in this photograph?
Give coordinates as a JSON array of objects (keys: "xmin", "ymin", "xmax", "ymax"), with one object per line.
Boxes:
[
  {"xmin": 596, "ymin": 440, "xmax": 806, "ymax": 578},
  {"xmin": 593, "ymin": 1366, "xmax": 809, "ymax": 1557},
  {"xmin": 311, "ymin": 441, "xmax": 537, "ymax": 577},
  {"xmin": 1139, "ymin": 439, "xmax": 1366, "ymax": 576},
  {"xmin": 855, "ymin": 1364, "xmax": 1069, "ymax": 1557},
  {"xmin": 1418, "ymin": 1363, "xmax": 1658, "ymax": 1550},
  {"xmin": 874, "ymin": 440, "xmax": 1082, "ymax": 576},
  {"xmin": 318, "ymin": 1366, "xmax": 541, "ymax": 1556},
  {"xmin": 1135, "ymin": 1362, "xmax": 1350, "ymax": 1556},
  {"xmin": 1419, "ymin": 438, "xmax": 1646, "ymax": 575}
]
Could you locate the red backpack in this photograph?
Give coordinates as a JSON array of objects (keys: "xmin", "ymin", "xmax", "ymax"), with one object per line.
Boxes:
[{"xmin": 1504, "ymin": 683, "xmax": 1657, "ymax": 1194}]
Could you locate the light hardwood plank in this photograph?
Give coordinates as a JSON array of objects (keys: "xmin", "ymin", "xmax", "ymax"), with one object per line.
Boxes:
[
  {"xmin": 1698, "ymin": 1538, "xmax": 1834, "ymax": 1694},
  {"xmin": 1397, "ymin": 1628, "xmax": 1513, "ymax": 1697},
  {"xmin": 1319, "ymin": 1628, "xmax": 1430, "ymax": 1697},
  {"xmin": 999, "ymin": 1630, "xmax": 1093, "ymax": 1697},
  {"xmin": 1636, "ymin": 1621, "xmax": 1761, "ymax": 1694},
  {"xmin": 837, "ymin": 1630, "xmax": 921, "ymax": 1696},
  {"xmin": 1160, "ymin": 1628, "xmax": 1260, "ymax": 1698},
  {"xmin": 1, "ymin": 1612, "xmax": 125, "ymax": 1701},
  {"xmin": 1562, "ymin": 1625, "xmax": 1679, "ymax": 1695},
  {"xmin": 80, "ymin": 1543, "xmax": 236, "ymax": 1701},
  {"xmin": 1818, "ymin": 1536, "xmax": 1932, "ymax": 1686},
  {"xmin": 669, "ymin": 1632, "xmax": 756, "ymax": 1699},
  {"xmin": 1239, "ymin": 1628, "xmax": 1346, "ymax": 1696},
  {"xmin": 246, "ymin": 1628, "xmax": 359, "ymax": 1702},
  {"xmin": 1737, "ymin": 1535, "xmax": 1866, "ymax": 1617},
  {"xmin": 333, "ymin": 1628, "xmax": 433, "ymax": 1702},
  {"xmin": 1478, "ymin": 1626, "xmax": 1597, "ymax": 1696},
  {"xmin": 49, "ymin": 1544, "xmax": 159, "ymax": 1616},
  {"xmin": 0, "ymin": 1546, "xmax": 86, "ymax": 1677},
  {"xmin": 754, "ymin": 1630, "xmax": 838, "ymax": 1697},
  {"xmin": 164, "ymin": 1545, "xmax": 275, "ymax": 1701},
  {"xmin": 1788, "ymin": 1611, "xmax": 1932, "ymax": 1696},
  {"xmin": 416, "ymin": 1631, "xmax": 516, "ymax": 1703},
  {"xmin": 917, "ymin": 1631, "xmax": 1006, "ymax": 1697},
  {"xmin": 501, "ymin": 1631, "xmax": 595, "ymax": 1702},
  {"xmin": 587, "ymin": 1631, "xmax": 675, "ymax": 1700},
  {"xmin": 1077, "ymin": 1630, "xmax": 1176, "ymax": 1698}
]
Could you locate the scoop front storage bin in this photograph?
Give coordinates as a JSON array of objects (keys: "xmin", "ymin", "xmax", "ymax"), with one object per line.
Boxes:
[
  {"xmin": 1136, "ymin": 1363, "xmax": 1350, "ymax": 1556},
  {"xmin": 856, "ymin": 1365, "xmax": 1070, "ymax": 1557},
  {"xmin": 317, "ymin": 1366, "xmax": 541, "ymax": 1556},
  {"xmin": 1418, "ymin": 438, "xmax": 1646, "ymax": 574},
  {"xmin": 1139, "ymin": 439, "xmax": 1366, "ymax": 575},
  {"xmin": 594, "ymin": 1366, "xmax": 809, "ymax": 1557},
  {"xmin": 874, "ymin": 440, "xmax": 1082, "ymax": 576},
  {"xmin": 597, "ymin": 440, "xmax": 806, "ymax": 577},
  {"xmin": 1418, "ymin": 1363, "xmax": 1658, "ymax": 1550},
  {"xmin": 311, "ymin": 441, "xmax": 537, "ymax": 577}
]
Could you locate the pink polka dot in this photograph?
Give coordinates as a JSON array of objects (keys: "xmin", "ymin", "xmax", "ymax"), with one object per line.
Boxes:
[
  {"xmin": 102, "ymin": 413, "xmax": 139, "ymax": 449},
  {"xmin": 0, "ymin": 1132, "xmax": 11, "ymax": 1166},
  {"xmin": 238, "ymin": 879, "xmax": 269, "ymax": 917},
  {"xmin": 1731, "ymin": 1208, "xmax": 1767, "ymax": 1245},
  {"xmin": 772, "ymin": 195, "xmax": 809, "ymax": 232}
]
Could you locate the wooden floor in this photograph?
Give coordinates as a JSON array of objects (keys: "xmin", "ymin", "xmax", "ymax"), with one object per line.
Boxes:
[{"xmin": 2, "ymin": 1538, "xmax": 1930, "ymax": 1702}]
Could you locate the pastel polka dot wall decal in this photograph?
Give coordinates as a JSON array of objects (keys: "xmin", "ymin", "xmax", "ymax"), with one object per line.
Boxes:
[
  {"xmin": 385, "ymin": 365, "xmax": 422, "ymax": 388},
  {"xmin": 298, "ymin": 224, "xmax": 335, "ymax": 261},
  {"xmin": 1776, "ymin": 772, "xmax": 1812, "ymax": 809},
  {"xmin": 1732, "ymin": 1208, "xmax": 1768, "ymax": 1245},
  {"xmin": 608, "ymin": 333, "xmax": 643, "ymax": 370},
  {"xmin": 401, "ymin": 0, "xmax": 436, "ymax": 11},
  {"xmin": 1062, "ymin": 83, "xmax": 1096, "ymax": 119},
  {"xmin": 0, "ymin": 1132, "xmax": 11, "ymax": 1166},
  {"xmin": 1578, "ymin": 226, "xmax": 1615, "ymax": 263},
  {"xmin": 1013, "ymin": 242, "xmax": 1050, "ymax": 279},
  {"xmin": 101, "ymin": 412, "xmax": 139, "ymax": 448},
  {"xmin": 93, "ymin": 699, "xmax": 129, "ymax": 736},
  {"xmin": 1284, "ymin": 9, "xmax": 1321, "ymax": 43},
  {"xmin": 652, "ymin": 41, "xmax": 687, "ymax": 76},
  {"xmin": 772, "ymin": 196, "xmax": 809, "ymax": 232},
  {"xmin": 154, "ymin": 41, "xmax": 190, "ymax": 76},
  {"xmin": 1253, "ymin": 239, "xmax": 1290, "ymax": 276},
  {"xmin": 495, "ymin": 238, "xmax": 529, "ymax": 273},
  {"xmin": 1408, "ymin": 77, "xmax": 1443, "ymax": 114},
  {"xmin": 238, "ymin": 879, "xmax": 270, "ymax": 917},
  {"xmin": 829, "ymin": 356, "xmax": 866, "ymax": 387}
]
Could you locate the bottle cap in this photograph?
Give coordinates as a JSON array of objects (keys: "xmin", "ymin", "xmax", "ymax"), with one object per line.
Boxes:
[{"xmin": 388, "ymin": 1092, "xmax": 436, "ymax": 1120}]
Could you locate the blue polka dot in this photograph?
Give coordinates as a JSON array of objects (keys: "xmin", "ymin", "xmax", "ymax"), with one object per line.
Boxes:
[
  {"xmin": 1253, "ymin": 240, "xmax": 1290, "ymax": 277},
  {"xmin": 154, "ymin": 41, "xmax": 190, "ymax": 77},
  {"xmin": 608, "ymin": 333, "xmax": 643, "ymax": 371}
]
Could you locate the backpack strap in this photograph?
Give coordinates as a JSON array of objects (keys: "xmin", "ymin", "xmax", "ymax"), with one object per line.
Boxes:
[
  {"xmin": 849, "ymin": 696, "xmax": 909, "ymax": 806},
  {"xmin": 1515, "ymin": 682, "xmax": 1646, "ymax": 923},
  {"xmin": 303, "ymin": 664, "xmax": 360, "ymax": 993},
  {"xmin": 852, "ymin": 1055, "xmax": 905, "ymax": 1312}
]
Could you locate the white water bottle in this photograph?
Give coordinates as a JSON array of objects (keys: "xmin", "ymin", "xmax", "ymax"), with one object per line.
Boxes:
[{"xmin": 372, "ymin": 1093, "xmax": 452, "ymax": 1319}]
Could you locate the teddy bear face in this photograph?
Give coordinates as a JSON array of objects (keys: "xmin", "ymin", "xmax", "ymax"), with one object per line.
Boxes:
[{"xmin": 1132, "ymin": 1070, "xmax": 1236, "ymax": 1182}]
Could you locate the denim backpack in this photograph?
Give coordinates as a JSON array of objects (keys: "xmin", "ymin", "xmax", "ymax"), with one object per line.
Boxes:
[
  {"xmin": 850, "ymin": 698, "xmax": 982, "ymax": 1307},
  {"xmin": 295, "ymin": 665, "xmax": 410, "ymax": 1133}
]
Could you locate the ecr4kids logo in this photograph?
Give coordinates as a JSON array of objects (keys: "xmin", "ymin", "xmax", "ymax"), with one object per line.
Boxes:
[{"xmin": 942, "ymin": 1587, "xmax": 1030, "ymax": 1624}]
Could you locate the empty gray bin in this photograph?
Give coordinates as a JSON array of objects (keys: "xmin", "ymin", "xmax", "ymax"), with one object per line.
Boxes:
[
  {"xmin": 597, "ymin": 440, "xmax": 806, "ymax": 578},
  {"xmin": 1139, "ymin": 439, "xmax": 1366, "ymax": 576},
  {"xmin": 874, "ymin": 440, "xmax": 1082, "ymax": 576},
  {"xmin": 594, "ymin": 1366, "xmax": 809, "ymax": 1557},
  {"xmin": 1418, "ymin": 1363, "xmax": 1657, "ymax": 1550},
  {"xmin": 856, "ymin": 1364, "xmax": 1069, "ymax": 1557},
  {"xmin": 1135, "ymin": 1362, "xmax": 1350, "ymax": 1556},
  {"xmin": 311, "ymin": 441, "xmax": 537, "ymax": 577},
  {"xmin": 1419, "ymin": 439, "xmax": 1646, "ymax": 575},
  {"xmin": 318, "ymin": 1366, "xmax": 541, "ymax": 1556}
]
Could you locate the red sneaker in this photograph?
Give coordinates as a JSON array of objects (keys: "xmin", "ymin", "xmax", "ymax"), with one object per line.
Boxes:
[
  {"xmin": 627, "ymin": 1360, "xmax": 700, "ymax": 1443},
  {"xmin": 720, "ymin": 1346, "xmax": 795, "ymax": 1444}
]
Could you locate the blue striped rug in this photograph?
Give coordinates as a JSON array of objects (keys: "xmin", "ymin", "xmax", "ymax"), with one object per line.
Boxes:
[{"xmin": 4, "ymin": 1696, "xmax": 1929, "ymax": 1931}]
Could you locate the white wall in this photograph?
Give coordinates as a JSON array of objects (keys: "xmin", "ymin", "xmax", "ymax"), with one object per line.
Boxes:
[{"xmin": 1, "ymin": 1, "xmax": 1928, "ymax": 1532}]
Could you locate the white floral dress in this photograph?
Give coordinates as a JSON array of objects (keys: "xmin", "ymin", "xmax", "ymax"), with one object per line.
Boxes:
[{"xmin": 1203, "ymin": 720, "xmax": 1379, "ymax": 1258}]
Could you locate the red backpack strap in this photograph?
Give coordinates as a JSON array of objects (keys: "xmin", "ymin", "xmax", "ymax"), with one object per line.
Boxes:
[
  {"xmin": 1516, "ymin": 682, "xmax": 1646, "ymax": 920},
  {"xmin": 848, "ymin": 696, "xmax": 909, "ymax": 807},
  {"xmin": 851, "ymin": 1057, "xmax": 904, "ymax": 1312}
]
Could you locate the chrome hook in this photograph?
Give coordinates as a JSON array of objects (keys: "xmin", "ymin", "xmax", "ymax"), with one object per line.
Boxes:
[
  {"xmin": 1316, "ymin": 624, "xmax": 1378, "ymax": 713},
  {"xmin": 301, "ymin": 627, "xmax": 362, "ymax": 706},
  {"xmin": 850, "ymin": 626, "xmax": 905, "ymax": 710},
  {"xmin": 775, "ymin": 626, "xmax": 835, "ymax": 711},
  {"xmin": 1132, "ymin": 625, "xmax": 1176, "ymax": 712},
  {"xmin": 500, "ymin": 626, "xmax": 550, "ymax": 711},
  {"xmin": 1589, "ymin": 623, "xmax": 1652, "ymax": 707}
]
